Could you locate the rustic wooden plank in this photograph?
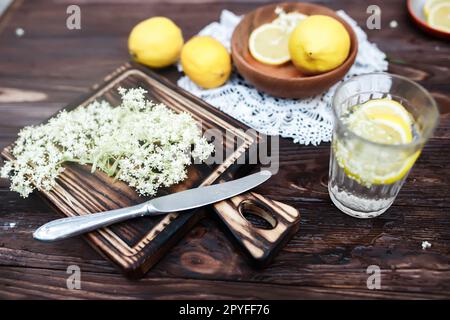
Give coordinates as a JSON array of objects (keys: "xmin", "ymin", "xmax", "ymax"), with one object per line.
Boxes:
[
  {"xmin": 0, "ymin": 1, "xmax": 448, "ymax": 90},
  {"xmin": 1, "ymin": 191, "xmax": 449, "ymax": 296},
  {"xmin": 0, "ymin": 0, "xmax": 449, "ymax": 298},
  {"xmin": 0, "ymin": 266, "xmax": 448, "ymax": 299}
]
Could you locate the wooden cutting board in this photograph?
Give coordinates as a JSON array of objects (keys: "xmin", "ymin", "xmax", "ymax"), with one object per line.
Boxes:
[{"xmin": 1, "ymin": 63, "xmax": 300, "ymax": 278}]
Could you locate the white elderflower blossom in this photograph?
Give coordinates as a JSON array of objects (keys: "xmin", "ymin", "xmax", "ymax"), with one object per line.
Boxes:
[{"xmin": 1, "ymin": 88, "xmax": 214, "ymax": 197}]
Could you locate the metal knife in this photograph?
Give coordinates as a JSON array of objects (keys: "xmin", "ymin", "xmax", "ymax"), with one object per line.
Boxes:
[{"xmin": 33, "ymin": 170, "xmax": 272, "ymax": 242}]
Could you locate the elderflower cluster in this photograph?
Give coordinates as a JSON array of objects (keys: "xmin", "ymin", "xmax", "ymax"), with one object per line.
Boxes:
[
  {"xmin": 1, "ymin": 87, "xmax": 214, "ymax": 197},
  {"xmin": 273, "ymin": 6, "xmax": 307, "ymax": 33}
]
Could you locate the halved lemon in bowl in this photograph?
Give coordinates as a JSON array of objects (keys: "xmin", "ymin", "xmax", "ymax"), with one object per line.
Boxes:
[
  {"xmin": 427, "ymin": 2, "xmax": 450, "ymax": 33},
  {"xmin": 248, "ymin": 23, "xmax": 291, "ymax": 65}
]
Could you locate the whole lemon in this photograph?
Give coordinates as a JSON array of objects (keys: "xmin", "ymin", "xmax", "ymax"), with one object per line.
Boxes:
[
  {"xmin": 181, "ymin": 36, "xmax": 231, "ymax": 89},
  {"xmin": 128, "ymin": 17, "xmax": 184, "ymax": 68},
  {"xmin": 289, "ymin": 15, "xmax": 350, "ymax": 75}
]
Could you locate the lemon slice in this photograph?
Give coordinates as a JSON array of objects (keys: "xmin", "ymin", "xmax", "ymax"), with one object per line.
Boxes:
[
  {"xmin": 347, "ymin": 98, "xmax": 414, "ymax": 144},
  {"xmin": 336, "ymin": 99, "xmax": 419, "ymax": 185},
  {"xmin": 427, "ymin": 2, "xmax": 450, "ymax": 32},
  {"xmin": 341, "ymin": 149, "xmax": 421, "ymax": 186},
  {"xmin": 355, "ymin": 99, "xmax": 413, "ymax": 127},
  {"xmin": 248, "ymin": 23, "xmax": 291, "ymax": 65},
  {"xmin": 348, "ymin": 115, "xmax": 412, "ymax": 145},
  {"xmin": 423, "ymin": 0, "xmax": 448, "ymax": 18}
]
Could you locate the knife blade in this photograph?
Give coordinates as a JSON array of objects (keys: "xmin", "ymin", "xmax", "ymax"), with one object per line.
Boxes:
[
  {"xmin": 149, "ymin": 170, "xmax": 271, "ymax": 213},
  {"xmin": 33, "ymin": 170, "xmax": 272, "ymax": 241}
]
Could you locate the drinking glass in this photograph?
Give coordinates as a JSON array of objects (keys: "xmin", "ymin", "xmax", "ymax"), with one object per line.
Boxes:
[{"xmin": 329, "ymin": 72, "xmax": 439, "ymax": 218}]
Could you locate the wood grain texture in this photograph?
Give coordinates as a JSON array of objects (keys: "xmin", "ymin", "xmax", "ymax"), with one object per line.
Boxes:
[
  {"xmin": 0, "ymin": 0, "xmax": 449, "ymax": 299},
  {"xmin": 213, "ymin": 191, "xmax": 300, "ymax": 265}
]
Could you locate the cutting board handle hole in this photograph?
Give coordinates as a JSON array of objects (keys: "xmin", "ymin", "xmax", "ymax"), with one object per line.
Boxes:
[{"xmin": 238, "ymin": 200, "xmax": 277, "ymax": 230}]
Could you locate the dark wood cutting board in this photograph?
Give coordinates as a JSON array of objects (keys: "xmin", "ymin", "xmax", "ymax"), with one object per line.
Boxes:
[{"xmin": 1, "ymin": 63, "xmax": 300, "ymax": 278}]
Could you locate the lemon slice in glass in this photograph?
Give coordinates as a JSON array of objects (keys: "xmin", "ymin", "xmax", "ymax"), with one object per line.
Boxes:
[
  {"xmin": 248, "ymin": 23, "xmax": 291, "ymax": 65},
  {"xmin": 337, "ymin": 99, "xmax": 420, "ymax": 185},
  {"xmin": 348, "ymin": 115, "xmax": 412, "ymax": 144},
  {"xmin": 427, "ymin": 2, "xmax": 450, "ymax": 32},
  {"xmin": 346, "ymin": 98, "xmax": 414, "ymax": 144}
]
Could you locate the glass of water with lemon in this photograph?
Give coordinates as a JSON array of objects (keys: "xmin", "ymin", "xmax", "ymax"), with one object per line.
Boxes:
[{"xmin": 329, "ymin": 73, "xmax": 439, "ymax": 218}]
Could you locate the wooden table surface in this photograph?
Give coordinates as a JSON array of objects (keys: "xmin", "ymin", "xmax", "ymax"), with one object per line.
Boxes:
[{"xmin": 0, "ymin": 0, "xmax": 449, "ymax": 299}]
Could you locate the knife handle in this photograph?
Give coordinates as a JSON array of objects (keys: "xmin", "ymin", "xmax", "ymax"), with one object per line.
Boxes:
[
  {"xmin": 33, "ymin": 202, "xmax": 154, "ymax": 241},
  {"xmin": 212, "ymin": 192, "xmax": 300, "ymax": 266}
]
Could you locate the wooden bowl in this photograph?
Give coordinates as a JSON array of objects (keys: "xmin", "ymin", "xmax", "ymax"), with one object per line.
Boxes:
[
  {"xmin": 231, "ymin": 2, "xmax": 358, "ymax": 99},
  {"xmin": 407, "ymin": 0, "xmax": 450, "ymax": 40}
]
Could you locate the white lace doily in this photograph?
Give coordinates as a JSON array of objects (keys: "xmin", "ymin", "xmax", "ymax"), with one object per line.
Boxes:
[{"xmin": 177, "ymin": 10, "xmax": 388, "ymax": 145}]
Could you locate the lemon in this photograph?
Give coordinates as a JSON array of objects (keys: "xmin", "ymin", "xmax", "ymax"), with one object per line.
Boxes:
[
  {"xmin": 335, "ymin": 99, "xmax": 420, "ymax": 185},
  {"xmin": 354, "ymin": 99, "xmax": 413, "ymax": 125},
  {"xmin": 423, "ymin": 0, "xmax": 448, "ymax": 18},
  {"xmin": 181, "ymin": 36, "xmax": 231, "ymax": 89},
  {"xmin": 248, "ymin": 24, "xmax": 291, "ymax": 65},
  {"xmin": 347, "ymin": 98, "xmax": 414, "ymax": 143},
  {"xmin": 348, "ymin": 115, "xmax": 412, "ymax": 145},
  {"xmin": 128, "ymin": 17, "xmax": 184, "ymax": 68},
  {"xmin": 288, "ymin": 15, "xmax": 350, "ymax": 75},
  {"xmin": 427, "ymin": 2, "xmax": 450, "ymax": 32},
  {"xmin": 340, "ymin": 147, "xmax": 420, "ymax": 186}
]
